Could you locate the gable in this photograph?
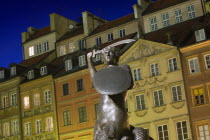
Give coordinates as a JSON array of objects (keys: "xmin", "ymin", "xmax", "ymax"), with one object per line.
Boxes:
[{"xmin": 119, "ymin": 39, "xmax": 175, "ymax": 64}]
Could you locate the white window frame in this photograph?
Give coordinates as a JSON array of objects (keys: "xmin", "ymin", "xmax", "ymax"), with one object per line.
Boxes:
[
  {"xmin": 78, "ymin": 39, "xmax": 85, "ymax": 50},
  {"xmin": 11, "ymin": 93, "xmax": 17, "ymax": 106},
  {"xmin": 0, "ymin": 70, "xmax": 4, "ymax": 79},
  {"xmin": 2, "ymin": 95, "xmax": 9, "ymax": 108},
  {"xmin": 204, "ymin": 54, "xmax": 210, "ymax": 69},
  {"xmin": 187, "ymin": 4, "xmax": 196, "ymax": 19},
  {"xmin": 150, "ymin": 16, "xmax": 158, "ymax": 31},
  {"xmin": 34, "ymin": 93, "xmax": 40, "ymax": 106},
  {"xmin": 93, "ymin": 54, "xmax": 101, "ymax": 62},
  {"xmin": 69, "ymin": 42, "xmax": 75, "ymax": 53},
  {"xmin": 107, "ymin": 33, "xmax": 114, "ymax": 42},
  {"xmin": 188, "ymin": 57, "xmax": 200, "ymax": 74},
  {"xmin": 119, "ymin": 28, "xmax": 126, "ymax": 38},
  {"xmin": 162, "ymin": 12, "xmax": 170, "ymax": 27},
  {"xmin": 150, "ymin": 63, "xmax": 159, "ymax": 76},
  {"xmin": 44, "ymin": 90, "xmax": 51, "ymax": 104},
  {"xmin": 174, "ymin": 8, "xmax": 183, "ymax": 23},
  {"xmin": 198, "ymin": 124, "xmax": 210, "ymax": 139},
  {"xmin": 35, "ymin": 44, "xmax": 41, "ymax": 54},
  {"xmin": 63, "ymin": 111, "xmax": 71, "ymax": 126},
  {"xmin": 176, "ymin": 121, "xmax": 189, "ymax": 140},
  {"xmin": 36, "ymin": 120, "xmax": 42, "ymax": 133},
  {"xmin": 79, "ymin": 55, "xmax": 86, "ymax": 67},
  {"xmin": 10, "ymin": 66, "xmax": 16, "ymax": 76},
  {"xmin": 135, "ymin": 94, "xmax": 146, "ymax": 110},
  {"xmin": 11, "ymin": 120, "xmax": 19, "ymax": 135},
  {"xmin": 29, "ymin": 46, "xmax": 34, "ymax": 56},
  {"xmin": 157, "ymin": 125, "xmax": 169, "ymax": 140},
  {"xmin": 59, "ymin": 45, "xmax": 66, "ymax": 56},
  {"xmin": 24, "ymin": 96, "xmax": 30, "ymax": 109},
  {"xmin": 153, "ymin": 90, "xmax": 164, "ymax": 107},
  {"xmin": 3, "ymin": 122, "xmax": 10, "ymax": 137},
  {"xmin": 171, "ymin": 85, "xmax": 182, "ymax": 102},
  {"xmin": 195, "ymin": 29, "xmax": 206, "ymax": 42},
  {"xmin": 168, "ymin": 58, "xmax": 178, "ymax": 72},
  {"xmin": 65, "ymin": 59, "xmax": 72, "ymax": 71},
  {"xmin": 43, "ymin": 41, "xmax": 49, "ymax": 52},
  {"xmin": 40, "ymin": 66, "xmax": 47, "ymax": 75},
  {"xmin": 46, "ymin": 117, "xmax": 53, "ymax": 131},
  {"xmin": 28, "ymin": 70, "xmax": 34, "ymax": 79},
  {"xmin": 96, "ymin": 37, "xmax": 102, "ymax": 46},
  {"xmin": 133, "ymin": 68, "xmax": 141, "ymax": 81},
  {"xmin": 25, "ymin": 122, "xmax": 31, "ymax": 136}
]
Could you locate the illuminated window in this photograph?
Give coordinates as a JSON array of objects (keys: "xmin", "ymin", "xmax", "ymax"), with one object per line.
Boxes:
[
  {"xmin": 29, "ymin": 46, "xmax": 34, "ymax": 56},
  {"xmin": 11, "ymin": 120, "xmax": 19, "ymax": 135},
  {"xmin": 63, "ymin": 111, "xmax": 71, "ymax": 126},
  {"xmin": 43, "ymin": 41, "xmax": 49, "ymax": 52},
  {"xmin": 204, "ymin": 54, "xmax": 210, "ymax": 69},
  {"xmin": 198, "ymin": 124, "xmax": 210, "ymax": 140},
  {"xmin": 188, "ymin": 57, "xmax": 200, "ymax": 74},
  {"xmin": 44, "ymin": 90, "xmax": 51, "ymax": 104},
  {"xmin": 36, "ymin": 120, "xmax": 42, "ymax": 133},
  {"xmin": 96, "ymin": 37, "xmax": 102, "ymax": 46},
  {"xmin": 171, "ymin": 86, "xmax": 182, "ymax": 102},
  {"xmin": 168, "ymin": 58, "xmax": 178, "ymax": 72},
  {"xmin": 46, "ymin": 117, "xmax": 53, "ymax": 131},
  {"xmin": 77, "ymin": 79, "xmax": 84, "ymax": 92},
  {"xmin": 78, "ymin": 39, "xmax": 85, "ymax": 50},
  {"xmin": 107, "ymin": 33, "xmax": 114, "ymax": 42},
  {"xmin": 34, "ymin": 93, "xmax": 40, "ymax": 106},
  {"xmin": 11, "ymin": 93, "xmax": 17, "ymax": 106},
  {"xmin": 158, "ymin": 125, "xmax": 169, "ymax": 140},
  {"xmin": 133, "ymin": 68, "xmax": 141, "ymax": 81},
  {"xmin": 24, "ymin": 96, "xmax": 30, "ymax": 109},
  {"xmin": 150, "ymin": 16, "xmax": 158, "ymax": 31},
  {"xmin": 65, "ymin": 59, "xmax": 72, "ymax": 71},
  {"xmin": 59, "ymin": 45, "xmax": 66, "ymax": 56},
  {"xmin": 135, "ymin": 94, "xmax": 146, "ymax": 110},
  {"xmin": 162, "ymin": 12, "xmax": 170, "ymax": 27},
  {"xmin": 187, "ymin": 4, "xmax": 196, "ymax": 19},
  {"xmin": 40, "ymin": 66, "xmax": 47, "ymax": 75},
  {"xmin": 78, "ymin": 106, "xmax": 87, "ymax": 123},
  {"xmin": 69, "ymin": 42, "xmax": 75, "ymax": 53},
  {"xmin": 3, "ymin": 122, "xmax": 10, "ymax": 137},
  {"xmin": 119, "ymin": 29, "xmax": 126, "ymax": 37},
  {"xmin": 36, "ymin": 44, "xmax": 41, "ymax": 54},
  {"xmin": 174, "ymin": 9, "xmax": 182, "ymax": 23},
  {"xmin": 25, "ymin": 122, "xmax": 31, "ymax": 136},
  {"xmin": 10, "ymin": 66, "xmax": 16, "ymax": 76},
  {"xmin": 28, "ymin": 70, "xmax": 34, "ymax": 79},
  {"xmin": 154, "ymin": 90, "xmax": 164, "ymax": 106},
  {"xmin": 2, "ymin": 96, "xmax": 9, "ymax": 108},
  {"xmin": 150, "ymin": 63, "xmax": 159, "ymax": 76},
  {"xmin": 79, "ymin": 55, "xmax": 86, "ymax": 67},
  {"xmin": 0, "ymin": 70, "xmax": 4, "ymax": 79},
  {"xmin": 176, "ymin": 121, "xmax": 188, "ymax": 140},
  {"xmin": 193, "ymin": 88, "xmax": 205, "ymax": 105}
]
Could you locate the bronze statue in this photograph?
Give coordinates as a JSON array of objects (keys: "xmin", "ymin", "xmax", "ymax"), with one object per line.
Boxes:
[{"xmin": 87, "ymin": 40, "xmax": 150, "ymax": 140}]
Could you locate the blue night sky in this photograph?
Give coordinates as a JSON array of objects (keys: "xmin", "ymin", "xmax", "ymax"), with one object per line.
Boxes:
[{"xmin": 0, "ymin": 0, "xmax": 144, "ymax": 68}]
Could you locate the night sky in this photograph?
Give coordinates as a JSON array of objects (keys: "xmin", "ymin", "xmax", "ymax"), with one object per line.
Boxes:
[{"xmin": 0, "ymin": 0, "xmax": 142, "ymax": 68}]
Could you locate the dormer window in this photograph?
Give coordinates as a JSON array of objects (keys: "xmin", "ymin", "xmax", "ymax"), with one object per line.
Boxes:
[
  {"xmin": 28, "ymin": 70, "xmax": 34, "ymax": 79},
  {"xmin": 65, "ymin": 59, "xmax": 72, "ymax": 71},
  {"xmin": 79, "ymin": 55, "xmax": 86, "ymax": 67},
  {"xmin": 40, "ymin": 66, "xmax": 47, "ymax": 75},
  {"xmin": 78, "ymin": 39, "xmax": 85, "ymax": 50},
  {"xmin": 0, "ymin": 70, "xmax": 4, "ymax": 79},
  {"xmin": 195, "ymin": 29, "xmax": 206, "ymax": 42},
  {"xmin": 10, "ymin": 66, "xmax": 16, "ymax": 76}
]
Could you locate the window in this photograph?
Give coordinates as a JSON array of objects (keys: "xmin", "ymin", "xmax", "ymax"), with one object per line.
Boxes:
[
  {"xmin": 188, "ymin": 57, "xmax": 200, "ymax": 74},
  {"xmin": 59, "ymin": 45, "xmax": 66, "ymax": 56},
  {"xmin": 24, "ymin": 96, "xmax": 30, "ymax": 109},
  {"xmin": 193, "ymin": 87, "xmax": 205, "ymax": 105},
  {"xmin": 34, "ymin": 93, "xmax": 40, "ymax": 106},
  {"xmin": 63, "ymin": 83, "xmax": 70, "ymax": 96},
  {"xmin": 0, "ymin": 70, "xmax": 4, "ymax": 79},
  {"xmin": 79, "ymin": 55, "xmax": 86, "ymax": 67},
  {"xmin": 46, "ymin": 117, "xmax": 53, "ymax": 131},
  {"xmin": 43, "ymin": 41, "xmax": 49, "ymax": 52},
  {"xmin": 96, "ymin": 37, "xmax": 102, "ymax": 46},
  {"xmin": 10, "ymin": 66, "xmax": 16, "ymax": 76},
  {"xmin": 119, "ymin": 29, "xmax": 126, "ymax": 37},
  {"xmin": 25, "ymin": 122, "xmax": 31, "ymax": 136},
  {"xmin": 78, "ymin": 106, "xmax": 87, "ymax": 123},
  {"xmin": 11, "ymin": 93, "xmax": 17, "ymax": 106},
  {"xmin": 44, "ymin": 90, "xmax": 51, "ymax": 104},
  {"xmin": 162, "ymin": 12, "xmax": 170, "ymax": 27},
  {"xmin": 176, "ymin": 121, "xmax": 188, "ymax": 140},
  {"xmin": 28, "ymin": 70, "xmax": 34, "ymax": 79},
  {"xmin": 77, "ymin": 79, "xmax": 84, "ymax": 92},
  {"xmin": 36, "ymin": 120, "xmax": 42, "ymax": 133},
  {"xmin": 195, "ymin": 29, "xmax": 206, "ymax": 42},
  {"xmin": 93, "ymin": 54, "xmax": 101, "ymax": 62},
  {"xmin": 79, "ymin": 39, "xmax": 85, "ymax": 50},
  {"xmin": 154, "ymin": 90, "xmax": 164, "ymax": 106},
  {"xmin": 94, "ymin": 103, "xmax": 99, "ymax": 119},
  {"xmin": 187, "ymin": 4, "xmax": 196, "ymax": 19},
  {"xmin": 40, "ymin": 66, "xmax": 47, "ymax": 75},
  {"xmin": 3, "ymin": 122, "xmax": 10, "ymax": 137},
  {"xmin": 204, "ymin": 54, "xmax": 210, "ymax": 69},
  {"xmin": 171, "ymin": 86, "xmax": 182, "ymax": 102},
  {"xmin": 107, "ymin": 33, "xmax": 114, "ymax": 42},
  {"xmin": 157, "ymin": 125, "xmax": 169, "ymax": 140},
  {"xmin": 174, "ymin": 9, "xmax": 182, "ymax": 23},
  {"xmin": 63, "ymin": 111, "xmax": 71, "ymax": 126},
  {"xmin": 198, "ymin": 124, "xmax": 210, "ymax": 140},
  {"xmin": 2, "ymin": 96, "xmax": 9, "ymax": 108},
  {"xmin": 168, "ymin": 58, "xmax": 178, "ymax": 71},
  {"xmin": 29, "ymin": 46, "xmax": 34, "ymax": 56},
  {"xmin": 65, "ymin": 59, "xmax": 72, "ymax": 71},
  {"xmin": 36, "ymin": 44, "xmax": 41, "ymax": 54},
  {"xmin": 133, "ymin": 68, "xmax": 141, "ymax": 81},
  {"xmin": 135, "ymin": 94, "xmax": 146, "ymax": 110},
  {"xmin": 69, "ymin": 42, "xmax": 75, "ymax": 53},
  {"xmin": 150, "ymin": 63, "xmax": 159, "ymax": 76},
  {"xmin": 12, "ymin": 120, "xmax": 19, "ymax": 135},
  {"xmin": 150, "ymin": 17, "xmax": 158, "ymax": 31}
]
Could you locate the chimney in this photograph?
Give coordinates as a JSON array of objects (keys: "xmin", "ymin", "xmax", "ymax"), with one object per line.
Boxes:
[
  {"xmin": 50, "ymin": 13, "xmax": 56, "ymax": 31},
  {"xmin": 21, "ymin": 32, "xmax": 30, "ymax": 43},
  {"xmin": 27, "ymin": 27, "xmax": 38, "ymax": 35}
]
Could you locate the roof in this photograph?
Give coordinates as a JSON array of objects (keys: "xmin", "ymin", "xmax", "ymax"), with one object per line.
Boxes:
[
  {"xmin": 25, "ymin": 26, "xmax": 51, "ymax": 42},
  {"xmin": 20, "ymin": 51, "xmax": 54, "ymax": 67},
  {"xmin": 58, "ymin": 26, "xmax": 84, "ymax": 42},
  {"xmin": 144, "ymin": 14, "xmax": 210, "ymax": 47},
  {"xmin": 91, "ymin": 14, "xmax": 135, "ymax": 35},
  {"xmin": 143, "ymin": 0, "xmax": 189, "ymax": 15}
]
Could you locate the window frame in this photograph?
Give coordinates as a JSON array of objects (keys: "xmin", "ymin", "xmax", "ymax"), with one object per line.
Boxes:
[
  {"xmin": 79, "ymin": 55, "xmax": 86, "ymax": 67},
  {"xmin": 176, "ymin": 121, "xmax": 189, "ymax": 140},
  {"xmin": 171, "ymin": 85, "xmax": 182, "ymax": 102},
  {"xmin": 168, "ymin": 57, "xmax": 178, "ymax": 72},
  {"xmin": 43, "ymin": 41, "xmax": 49, "ymax": 52},
  {"xmin": 62, "ymin": 83, "xmax": 70, "ymax": 96},
  {"xmin": 40, "ymin": 66, "xmax": 47, "ymax": 75},
  {"xmin": 197, "ymin": 124, "xmax": 210, "ymax": 140},
  {"xmin": 78, "ymin": 39, "xmax": 85, "ymax": 50},
  {"xmin": 63, "ymin": 110, "xmax": 71, "ymax": 126},
  {"xmin": 76, "ymin": 78, "xmax": 84, "ymax": 92},
  {"xmin": 36, "ymin": 120, "xmax": 42, "ymax": 134},
  {"xmin": 46, "ymin": 117, "xmax": 53, "ymax": 132},
  {"xmin": 0, "ymin": 70, "xmax": 4, "ymax": 79},
  {"xmin": 204, "ymin": 54, "xmax": 210, "ymax": 70},
  {"xmin": 35, "ymin": 44, "xmax": 41, "ymax": 54},
  {"xmin": 34, "ymin": 93, "xmax": 40, "ymax": 106},
  {"xmin": 28, "ymin": 70, "xmax": 34, "ymax": 79},
  {"xmin": 174, "ymin": 8, "xmax": 183, "ymax": 23},
  {"xmin": 96, "ymin": 37, "xmax": 102, "ymax": 46},
  {"xmin": 25, "ymin": 122, "xmax": 31, "ymax": 136},
  {"xmin": 192, "ymin": 87, "xmax": 205, "ymax": 106},
  {"xmin": 188, "ymin": 57, "xmax": 200, "ymax": 74},
  {"xmin": 10, "ymin": 66, "xmax": 16, "ymax": 76},
  {"xmin": 59, "ymin": 45, "xmax": 66, "ymax": 56},
  {"xmin": 119, "ymin": 28, "xmax": 126, "ymax": 38},
  {"xmin": 157, "ymin": 124, "xmax": 169, "ymax": 140},
  {"xmin": 153, "ymin": 90, "xmax": 164, "ymax": 107},
  {"xmin": 107, "ymin": 33, "xmax": 114, "ymax": 42},
  {"xmin": 10, "ymin": 93, "xmax": 17, "ymax": 106},
  {"xmin": 78, "ymin": 106, "xmax": 87, "ymax": 123},
  {"xmin": 29, "ymin": 46, "xmax": 34, "ymax": 56},
  {"xmin": 44, "ymin": 90, "xmax": 51, "ymax": 104},
  {"xmin": 3, "ymin": 122, "xmax": 10, "ymax": 137},
  {"xmin": 24, "ymin": 96, "xmax": 30, "ymax": 109},
  {"xmin": 135, "ymin": 94, "xmax": 146, "ymax": 110},
  {"xmin": 11, "ymin": 120, "xmax": 19, "ymax": 135},
  {"xmin": 187, "ymin": 4, "xmax": 196, "ymax": 19},
  {"xmin": 150, "ymin": 63, "xmax": 160, "ymax": 76},
  {"xmin": 2, "ymin": 95, "xmax": 9, "ymax": 108},
  {"xmin": 69, "ymin": 42, "xmax": 75, "ymax": 53},
  {"xmin": 161, "ymin": 12, "xmax": 170, "ymax": 27},
  {"xmin": 65, "ymin": 59, "xmax": 72, "ymax": 71},
  {"xmin": 150, "ymin": 16, "xmax": 158, "ymax": 31},
  {"xmin": 133, "ymin": 68, "xmax": 142, "ymax": 81}
]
